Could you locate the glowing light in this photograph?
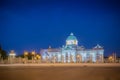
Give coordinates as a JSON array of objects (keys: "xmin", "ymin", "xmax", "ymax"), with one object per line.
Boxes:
[
  {"xmin": 24, "ymin": 51, "xmax": 28, "ymax": 56},
  {"xmin": 31, "ymin": 51, "xmax": 35, "ymax": 55},
  {"xmin": 9, "ymin": 50, "xmax": 16, "ymax": 56}
]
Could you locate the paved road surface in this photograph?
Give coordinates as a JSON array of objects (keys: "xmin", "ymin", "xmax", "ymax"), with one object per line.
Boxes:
[{"xmin": 0, "ymin": 64, "xmax": 120, "ymax": 80}]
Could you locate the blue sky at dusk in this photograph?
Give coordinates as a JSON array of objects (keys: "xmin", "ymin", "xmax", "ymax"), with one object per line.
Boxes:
[{"xmin": 0, "ymin": 0, "xmax": 120, "ymax": 56}]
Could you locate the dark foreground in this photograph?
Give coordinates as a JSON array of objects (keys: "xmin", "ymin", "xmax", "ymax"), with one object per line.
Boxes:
[{"xmin": 0, "ymin": 66, "xmax": 120, "ymax": 80}]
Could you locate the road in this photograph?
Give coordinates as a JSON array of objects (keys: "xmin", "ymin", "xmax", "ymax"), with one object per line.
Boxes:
[{"xmin": 0, "ymin": 63, "xmax": 120, "ymax": 80}]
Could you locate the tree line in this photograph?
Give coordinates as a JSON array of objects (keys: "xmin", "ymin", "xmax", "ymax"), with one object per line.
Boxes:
[{"xmin": 0, "ymin": 45, "xmax": 7, "ymax": 60}]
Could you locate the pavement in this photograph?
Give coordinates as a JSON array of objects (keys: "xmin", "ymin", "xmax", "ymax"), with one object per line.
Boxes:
[
  {"xmin": 0, "ymin": 63, "xmax": 120, "ymax": 80},
  {"xmin": 0, "ymin": 63, "xmax": 120, "ymax": 67}
]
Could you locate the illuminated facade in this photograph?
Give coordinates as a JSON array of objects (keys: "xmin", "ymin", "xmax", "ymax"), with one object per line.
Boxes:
[{"xmin": 40, "ymin": 33, "xmax": 104, "ymax": 63}]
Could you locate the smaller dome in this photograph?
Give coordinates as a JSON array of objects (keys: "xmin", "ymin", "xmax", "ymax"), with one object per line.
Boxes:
[{"xmin": 66, "ymin": 33, "xmax": 77, "ymax": 41}]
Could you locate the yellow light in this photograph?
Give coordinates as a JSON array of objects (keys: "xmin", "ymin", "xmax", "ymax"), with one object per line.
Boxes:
[
  {"xmin": 31, "ymin": 51, "xmax": 35, "ymax": 55},
  {"xmin": 24, "ymin": 51, "xmax": 28, "ymax": 56},
  {"xmin": 36, "ymin": 55, "xmax": 39, "ymax": 57},
  {"xmin": 109, "ymin": 56, "xmax": 112, "ymax": 60}
]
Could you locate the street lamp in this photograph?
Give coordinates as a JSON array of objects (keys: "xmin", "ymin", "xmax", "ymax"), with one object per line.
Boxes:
[
  {"xmin": 31, "ymin": 51, "xmax": 35, "ymax": 56},
  {"xmin": 24, "ymin": 51, "xmax": 28, "ymax": 58},
  {"xmin": 31, "ymin": 51, "xmax": 36, "ymax": 63},
  {"xmin": 36, "ymin": 55, "xmax": 40, "ymax": 59},
  {"xmin": 36, "ymin": 54, "xmax": 41, "ymax": 63},
  {"xmin": 23, "ymin": 51, "xmax": 28, "ymax": 64},
  {"xmin": 108, "ymin": 56, "xmax": 113, "ymax": 63},
  {"xmin": 9, "ymin": 50, "xmax": 16, "ymax": 64}
]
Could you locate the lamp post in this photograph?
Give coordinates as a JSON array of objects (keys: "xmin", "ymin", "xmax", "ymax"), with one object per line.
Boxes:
[
  {"xmin": 36, "ymin": 54, "xmax": 41, "ymax": 63},
  {"xmin": 24, "ymin": 51, "xmax": 28, "ymax": 64},
  {"xmin": 9, "ymin": 50, "xmax": 16, "ymax": 64},
  {"xmin": 38, "ymin": 55, "xmax": 41, "ymax": 63},
  {"xmin": 24, "ymin": 51, "xmax": 28, "ymax": 58},
  {"xmin": 31, "ymin": 51, "xmax": 35, "ymax": 63},
  {"xmin": 108, "ymin": 56, "xmax": 113, "ymax": 63}
]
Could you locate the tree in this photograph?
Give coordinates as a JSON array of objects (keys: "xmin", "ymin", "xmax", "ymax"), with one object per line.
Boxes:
[{"xmin": 0, "ymin": 45, "xmax": 7, "ymax": 60}]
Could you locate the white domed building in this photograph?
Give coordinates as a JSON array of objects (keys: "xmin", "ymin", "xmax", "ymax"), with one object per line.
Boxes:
[{"xmin": 40, "ymin": 33, "xmax": 104, "ymax": 63}]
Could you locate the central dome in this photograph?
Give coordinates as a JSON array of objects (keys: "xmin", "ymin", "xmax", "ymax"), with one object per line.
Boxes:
[
  {"xmin": 66, "ymin": 33, "xmax": 78, "ymax": 46},
  {"xmin": 66, "ymin": 33, "xmax": 77, "ymax": 41}
]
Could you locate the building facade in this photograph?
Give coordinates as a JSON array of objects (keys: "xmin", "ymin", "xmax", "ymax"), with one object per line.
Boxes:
[{"xmin": 40, "ymin": 33, "xmax": 104, "ymax": 63}]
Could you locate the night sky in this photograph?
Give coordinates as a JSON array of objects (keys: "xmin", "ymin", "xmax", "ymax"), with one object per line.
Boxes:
[{"xmin": 0, "ymin": 0, "xmax": 120, "ymax": 56}]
